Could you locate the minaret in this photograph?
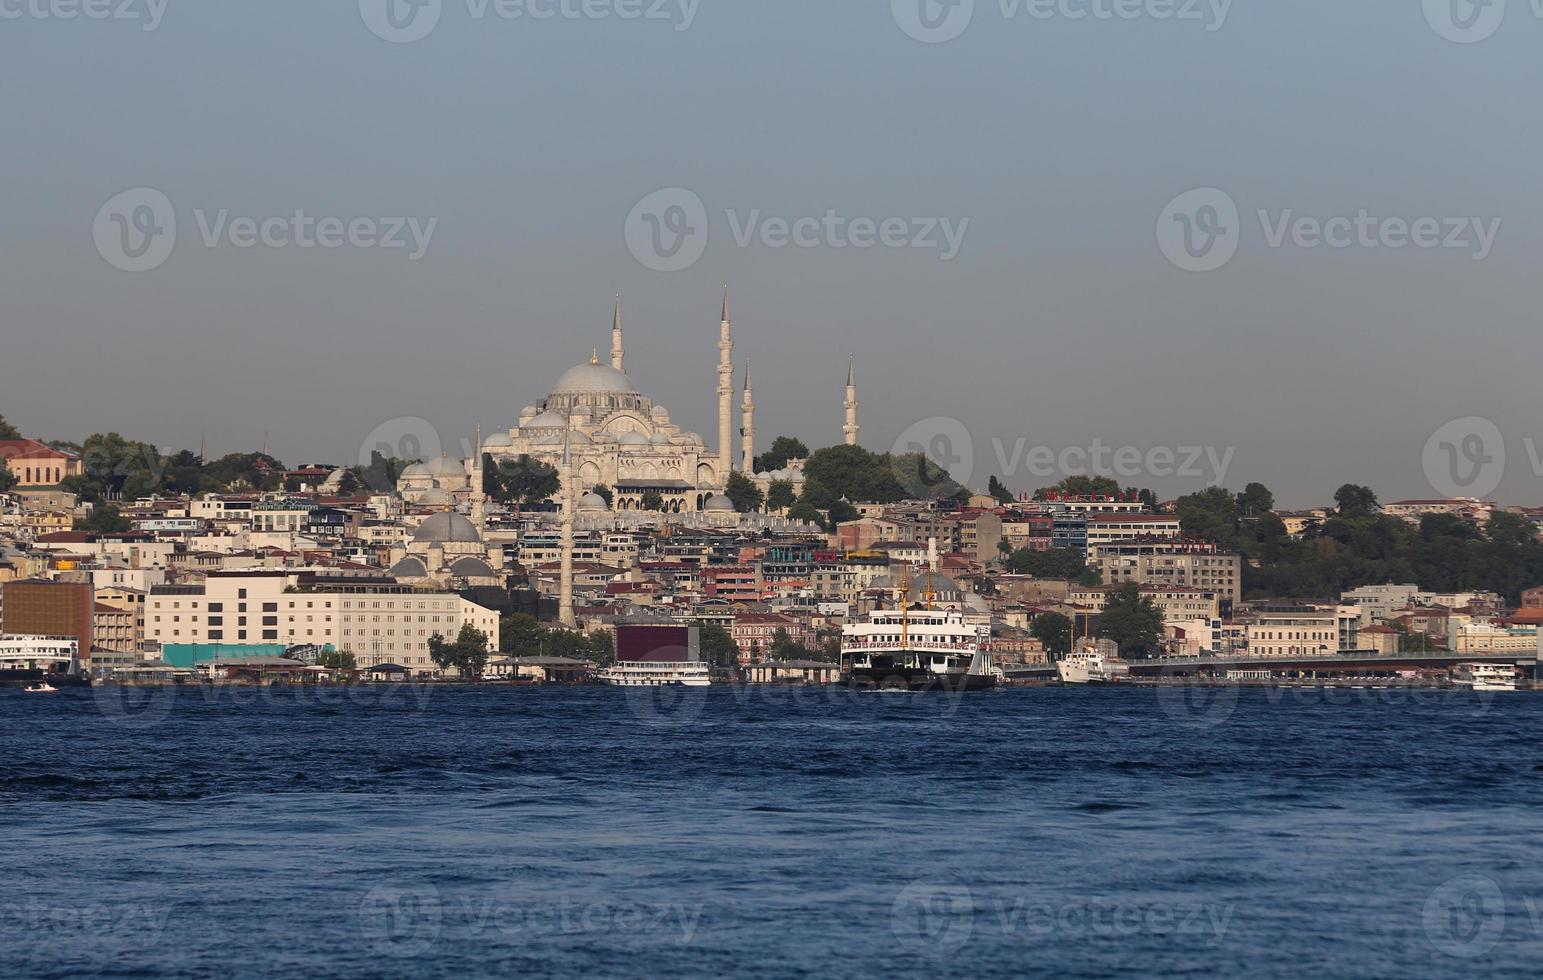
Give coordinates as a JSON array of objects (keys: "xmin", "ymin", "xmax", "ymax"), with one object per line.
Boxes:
[
  {"xmin": 717, "ymin": 287, "xmax": 734, "ymax": 480},
  {"xmin": 843, "ymin": 355, "xmax": 860, "ymax": 446},
  {"xmin": 611, "ymin": 294, "xmax": 624, "ymax": 373},
  {"xmin": 472, "ymin": 424, "xmax": 487, "ymax": 526},
  {"xmin": 741, "ymin": 361, "xmax": 755, "ymax": 474},
  {"xmin": 558, "ymin": 417, "xmax": 577, "ymax": 629}
]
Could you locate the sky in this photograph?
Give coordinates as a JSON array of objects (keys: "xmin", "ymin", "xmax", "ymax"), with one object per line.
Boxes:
[{"xmin": 2, "ymin": 0, "xmax": 1541, "ymax": 508}]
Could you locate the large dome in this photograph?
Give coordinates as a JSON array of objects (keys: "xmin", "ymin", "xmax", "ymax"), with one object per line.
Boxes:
[
  {"xmin": 551, "ymin": 363, "xmax": 638, "ymax": 396},
  {"xmin": 412, "ymin": 512, "xmax": 483, "ymax": 544}
]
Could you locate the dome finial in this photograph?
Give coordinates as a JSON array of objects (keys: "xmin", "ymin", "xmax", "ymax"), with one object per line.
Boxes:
[{"xmin": 591, "ymin": 347, "xmax": 599, "ymax": 365}]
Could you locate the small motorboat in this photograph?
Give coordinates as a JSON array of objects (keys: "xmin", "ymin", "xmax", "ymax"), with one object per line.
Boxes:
[{"xmin": 23, "ymin": 682, "xmax": 58, "ymax": 694}]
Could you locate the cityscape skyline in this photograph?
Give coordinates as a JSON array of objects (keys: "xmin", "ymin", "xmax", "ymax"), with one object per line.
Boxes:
[{"xmin": 5, "ymin": 2, "xmax": 1541, "ymax": 506}]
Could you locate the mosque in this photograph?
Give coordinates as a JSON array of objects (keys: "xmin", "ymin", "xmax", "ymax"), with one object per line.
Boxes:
[{"xmin": 398, "ymin": 291, "xmax": 861, "ymax": 515}]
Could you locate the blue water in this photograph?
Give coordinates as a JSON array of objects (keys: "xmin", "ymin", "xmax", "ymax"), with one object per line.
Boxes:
[{"xmin": 3, "ymin": 684, "xmax": 1542, "ymax": 978}]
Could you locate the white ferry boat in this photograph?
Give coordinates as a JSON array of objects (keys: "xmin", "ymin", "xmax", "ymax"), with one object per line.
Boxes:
[
  {"xmin": 0, "ymin": 635, "xmax": 80, "ymax": 687},
  {"xmin": 839, "ymin": 569, "xmax": 995, "ymax": 692},
  {"xmin": 1057, "ymin": 645, "xmax": 1115, "ymax": 684},
  {"xmin": 1456, "ymin": 663, "xmax": 1518, "ymax": 693},
  {"xmin": 596, "ymin": 660, "xmax": 711, "ymax": 687}
]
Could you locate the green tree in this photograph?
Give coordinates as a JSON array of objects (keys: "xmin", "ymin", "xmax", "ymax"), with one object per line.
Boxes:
[
  {"xmin": 988, "ymin": 475, "xmax": 1015, "ymax": 505},
  {"xmin": 335, "ymin": 469, "xmax": 361, "ymax": 496},
  {"xmin": 485, "ymin": 454, "xmax": 561, "ymax": 508},
  {"xmin": 1030, "ymin": 612, "xmax": 1073, "ymax": 661},
  {"xmin": 200, "ymin": 452, "xmax": 284, "ymax": 493},
  {"xmin": 76, "ymin": 505, "xmax": 133, "ymax": 533},
  {"xmin": 828, "ymin": 499, "xmax": 860, "ymax": 526},
  {"xmin": 57, "ymin": 475, "xmax": 103, "ymax": 504},
  {"xmin": 360, "ymin": 451, "xmax": 414, "ymax": 494},
  {"xmin": 78, "ymin": 433, "xmax": 165, "ymax": 499},
  {"xmin": 586, "ymin": 629, "xmax": 615, "ymax": 667},
  {"xmin": 787, "ymin": 501, "xmax": 826, "ymax": 529},
  {"xmin": 754, "ymin": 436, "xmax": 809, "ymax": 474},
  {"xmin": 319, "ymin": 650, "xmax": 358, "ymax": 670},
  {"xmin": 0, "ymin": 415, "xmax": 21, "ymax": 440},
  {"xmin": 428, "ymin": 624, "xmax": 491, "ymax": 680},
  {"xmin": 641, "ymin": 490, "xmax": 665, "ymax": 511},
  {"xmin": 724, "ymin": 471, "xmax": 764, "ymax": 513},
  {"xmin": 698, "ymin": 623, "xmax": 741, "ymax": 668},
  {"xmin": 0, "ymin": 468, "xmax": 16, "ymax": 494},
  {"xmin": 1097, "ymin": 583, "xmax": 1165, "ymax": 659},
  {"xmin": 1236, "ymin": 482, "xmax": 1275, "ymax": 516},
  {"xmin": 769, "ymin": 628, "xmax": 807, "ymax": 661},
  {"xmin": 1334, "ymin": 484, "xmax": 1380, "ymax": 517},
  {"xmin": 161, "ymin": 450, "xmax": 204, "ymax": 496},
  {"xmin": 499, "ymin": 613, "xmax": 546, "ymax": 655},
  {"xmin": 1004, "ymin": 546, "xmax": 1088, "ymax": 580},
  {"xmin": 766, "ymin": 480, "xmax": 796, "ymax": 512}
]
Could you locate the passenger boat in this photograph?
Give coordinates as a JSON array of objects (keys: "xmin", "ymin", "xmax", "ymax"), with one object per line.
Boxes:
[
  {"xmin": 839, "ymin": 566, "xmax": 995, "ymax": 692},
  {"xmin": 1456, "ymin": 663, "xmax": 1518, "ymax": 693},
  {"xmin": 596, "ymin": 660, "xmax": 711, "ymax": 687},
  {"xmin": 1057, "ymin": 645, "xmax": 1115, "ymax": 684},
  {"xmin": 22, "ymin": 682, "xmax": 58, "ymax": 694}
]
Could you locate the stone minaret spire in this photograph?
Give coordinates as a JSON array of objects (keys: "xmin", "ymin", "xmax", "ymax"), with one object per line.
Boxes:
[
  {"xmin": 717, "ymin": 287, "xmax": 734, "ymax": 482},
  {"xmin": 611, "ymin": 294, "xmax": 624, "ymax": 373},
  {"xmin": 741, "ymin": 361, "xmax": 755, "ymax": 473},
  {"xmin": 843, "ymin": 355, "xmax": 860, "ymax": 446},
  {"xmin": 558, "ymin": 417, "xmax": 577, "ymax": 629},
  {"xmin": 472, "ymin": 424, "xmax": 487, "ymax": 526}
]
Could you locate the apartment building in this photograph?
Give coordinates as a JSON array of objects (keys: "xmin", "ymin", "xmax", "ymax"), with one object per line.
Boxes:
[
  {"xmin": 145, "ymin": 571, "xmax": 499, "ymax": 675},
  {"xmin": 1097, "ymin": 544, "xmax": 1243, "ymax": 605},
  {"xmin": 1068, "ymin": 584, "xmax": 1221, "ymax": 623},
  {"xmin": 1243, "ymin": 605, "xmax": 1360, "ymax": 658}
]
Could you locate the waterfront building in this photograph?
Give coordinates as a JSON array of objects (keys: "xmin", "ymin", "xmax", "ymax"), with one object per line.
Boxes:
[{"xmin": 145, "ymin": 570, "xmax": 499, "ymax": 676}]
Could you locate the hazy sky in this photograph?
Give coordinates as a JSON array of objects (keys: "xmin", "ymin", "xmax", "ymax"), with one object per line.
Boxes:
[{"xmin": 2, "ymin": 0, "xmax": 1541, "ymax": 507}]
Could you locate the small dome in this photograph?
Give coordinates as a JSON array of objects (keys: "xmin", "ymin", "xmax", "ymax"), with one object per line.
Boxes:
[
  {"xmin": 617, "ymin": 431, "xmax": 649, "ymax": 446},
  {"xmin": 649, "ymin": 432, "xmax": 672, "ymax": 445},
  {"xmin": 483, "ymin": 433, "xmax": 514, "ymax": 449},
  {"xmin": 683, "ymin": 432, "xmax": 704, "ymax": 445},
  {"xmin": 650, "ymin": 405, "xmax": 670, "ymax": 419},
  {"xmin": 568, "ymin": 429, "xmax": 593, "ymax": 445},
  {"xmin": 519, "ymin": 406, "xmax": 540, "ymax": 420},
  {"xmin": 389, "ymin": 557, "xmax": 428, "ymax": 578},
  {"xmin": 705, "ymin": 494, "xmax": 736, "ymax": 512},
  {"xmin": 524, "ymin": 410, "xmax": 567, "ymax": 429},
  {"xmin": 579, "ymin": 492, "xmax": 610, "ymax": 510},
  {"xmin": 424, "ymin": 455, "xmax": 465, "ymax": 477},
  {"xmin": 399, "ymin": 462, "xmax": 430, "ymax": 479},
  {"xmin": 412, "ymin": 512, "xmax": 483, "ymax": 544},
  {"xmin": 551, "ymin": 363, "xmax": 638, "ymax": 396},
  {"xmin": 449, "ymin": 557, "xmax": 497, "ymax": 578},
  {"xmin": 417, "ymin": 487, "xmax": 454, "ymax": 507}
]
